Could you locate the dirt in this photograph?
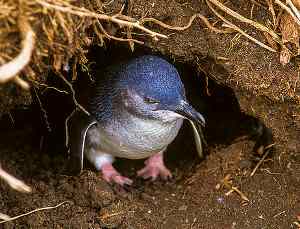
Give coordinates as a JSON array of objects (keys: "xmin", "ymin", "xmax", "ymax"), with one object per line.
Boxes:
[
  {"xmin": 1, "ymin": 0, "xmax": 300, "ymax": 228},
  {"xmin": 0, "ymin": 111, "xmax": 299, "ymax": 229}
]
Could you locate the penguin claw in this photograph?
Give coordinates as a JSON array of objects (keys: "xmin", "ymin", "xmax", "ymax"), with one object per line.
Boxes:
[
  {"xmin": 137, "ymin": 152, "xmax": 172, "ymax": 181},
  {"xmin": 101, "ymin": 164, "xmax": 133, "ymax": 186}
]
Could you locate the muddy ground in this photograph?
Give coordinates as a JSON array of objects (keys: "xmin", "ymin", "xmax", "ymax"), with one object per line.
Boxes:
[{"xmin": 1, "ymin": 0, "xmax": 300, "ymax": 228}]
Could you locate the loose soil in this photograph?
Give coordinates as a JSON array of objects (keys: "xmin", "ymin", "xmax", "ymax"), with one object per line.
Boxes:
[
  {"xmin": 1, "ymin": 0, "xmax": 300, "ymax": 228},
  {"xmin": 0, "ymin": 112, "xmax": 299, "ymax": 228}
]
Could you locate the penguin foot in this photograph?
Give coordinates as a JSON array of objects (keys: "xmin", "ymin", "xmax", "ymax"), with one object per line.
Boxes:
[
  {"xmin": 137, "ymin": 152, "xmax": 172, "ymax": 181},
  {"xmin": 101, "ymin": 163, "xmax": 133, "ymax": 186}
]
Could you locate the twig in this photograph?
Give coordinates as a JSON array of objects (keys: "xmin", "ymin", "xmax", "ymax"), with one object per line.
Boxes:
[
  {"xmin": 141, "ymin": 14, "xmax": 232, "ymax": 34},
  {"xmin": 36, "ymin": 0, "xmax": 167, "ymax": 40},
  {"xmin": 223, "ymin": 23, "xmax": 276, "ymax": 52},
  {"xmin": 126, "ymin": 0, "xmax": 135, "ymax": 51},
  {"xmin": 251, "ymin": 0, "xmax": 268, "ymax": 8},
  {"xmin": 102, "ymin": 0, "xmax": 115, "ymax": 7},
  {"xmin": 56, "ymin": 72, "xmax": 90, "ymax": 115},
  {"xmin": 87, "ymin": 0, "xmax": 142, "ymax": 45},
  {"xmin": 250, "ymin": 3, "xmax": 255, "ymax": 20},
  {"xmin": 207, "ymin": 0, "xmax": 283, "ymax": 46},
  {"xmin": 0, "ymin": 17, "xmax": 34, "ymax": 89},
  {"xmin": 0, "ymin": 201, "xmax": 72, "ymax": 224},
  {"xmin": 273, "ymin": 210, "xmax": 286, "ymax": 218},
  {"xmin": 250, "ymin": 144, "xmax": 275, "ymax": 177},
  {"xmin": 32, "ymin": 81, "xmax": 69, "ymax": 94},
  {"xmin": 95, "ymin": 21, "xmax": 143, "ymax": 44},
  {"xmin": 206, "ymin": 0, "xmax": 277, "ymax": 52},
  {"xmin": 0, "ymin": 213, "xmax": 11, "ymax": 221},
  {"xmin": 100, "ymin": 211, "xmax": 125, "ymax": 220},
  {"xmin": 33, "ymin": 87, "xmax": 51, "ymax": 132},
  {"xmin": 55, "ymin": 11, "xmax": 73, "ymax": 45},
  {"xmin": 265, "ymin": 0, "xmax": 277, "ymax": 28},
  {"xmin": 64, "ymin": 109, "xmax": 75, "ymax": 147},
  {"xmin": 0, "ymin": 165, "xmax": 31, "ymax": 193},
  {"xmin": 287, "ymin": 0, "xmax": 300, "ymax": 21},
  {"xmin": 225, "ymin": 186, "xmax": 250, "ymax": 202},
  {"xmin": 14, "ymin": 76, "xmax": 30, "ymax": 90},
  {"xmin": 221, "ymin": 174, "xmax": 249, "ymax": 202}
]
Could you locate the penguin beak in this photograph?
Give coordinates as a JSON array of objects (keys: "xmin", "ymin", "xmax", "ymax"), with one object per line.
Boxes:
[{"xmin": 174, "ymin": 100, "xmax": 205, "ymax": 127}]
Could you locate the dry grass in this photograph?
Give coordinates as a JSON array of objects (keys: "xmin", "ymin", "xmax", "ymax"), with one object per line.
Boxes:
[
  {"xmin": 0, "ymin": 0, "xmax": 97, "ymax": 88},
  {"xmin": 206, "ymin": 0, "xmax": 300, "ymax": 65},
  {"xmin": 1, "ymin": 0, "xmax": 299, "ymax": 89},
  {"xmin": 0, "ymin": 0, "xmax": 220, "ymax": 90}
]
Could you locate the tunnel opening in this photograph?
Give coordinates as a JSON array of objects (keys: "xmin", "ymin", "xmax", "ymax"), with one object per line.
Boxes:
[{"xmin": 0, "ymin": 42, "xmax": 273, "ymax": 180}]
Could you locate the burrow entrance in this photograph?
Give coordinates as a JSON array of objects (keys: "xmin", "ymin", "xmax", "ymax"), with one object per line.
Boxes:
[{"xmin": 0, "ymin": 42, "xmax": 273, "ymax": 180}]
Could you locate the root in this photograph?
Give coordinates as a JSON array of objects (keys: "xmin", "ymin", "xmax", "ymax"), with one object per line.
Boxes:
[
  {"xmin": 141, "ymin": 14, "xmax": 233, "ymax": 34},
  {"xmin": 0, "ymin": 17, "xmax": 34, "ymax": 90},
  {"xmin": 207, "ymin": 0, "xmax": 282, "ymax": 44},
  {"xmin": 250, "ymin": 144, "xmax": 275, "ymax": 177},
  {"xmin": 56, "ymin": 72, "xmax": 89, "ymax": 115},
  {"xmin": 95, "ymin": 21, "xmax": 144, "ymax": 44},
  {"xmin": 275, "ymin": 0, "xmax": 300, "ymax": 26},
  {"xmin": 206, "ymin": 0, "xmax": 277, "ymax": 52},
  {"xmin": 0, "ymin": 201, "xmax": 71, "ymax": 224},
  {"xmin": 265, "ymin": 0, "xmax": 277, "ymax": 28},
  {"xmin": 36, "ymin": 0, "xmax": 167, "ymax": 40},
  {"xmin": 0, "ymin": 165, "xmax": 31, "ymax": 193},
  {"xmin": 217, "ymin": 174, "xmax": 249, "ymax": 202},
  {"xmin": 36, "ymin": 1, "xmax": 217, "ymax": 42}
]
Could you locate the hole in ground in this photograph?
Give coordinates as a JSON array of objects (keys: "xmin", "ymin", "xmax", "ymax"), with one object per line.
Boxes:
[{"xmin": 0, "ymin": 42, "xmax": 273, "ymax": 182}]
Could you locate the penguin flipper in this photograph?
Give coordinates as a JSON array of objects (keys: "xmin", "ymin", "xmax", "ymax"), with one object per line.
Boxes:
[
  {"xmin": 189, "ymin": 120, "xmax": 207, "ymax": 158},
  {"xmin": 65, "ymin": 109, "xmax": 97, "ymax": 175}
]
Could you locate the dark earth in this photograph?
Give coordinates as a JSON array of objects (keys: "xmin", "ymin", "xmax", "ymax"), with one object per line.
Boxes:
[{"xmin": 1, "ymin": 0, "xmax": 300, "ymax": 228}]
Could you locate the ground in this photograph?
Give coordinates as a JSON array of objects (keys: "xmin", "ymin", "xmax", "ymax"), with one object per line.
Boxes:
[
  {"xmin": 0, "ymin": 118, "xmax": 299, "ymax": 228},
  {"xmin": 1, "ymin": 0, "xmax": 300, "ymax": 228}
]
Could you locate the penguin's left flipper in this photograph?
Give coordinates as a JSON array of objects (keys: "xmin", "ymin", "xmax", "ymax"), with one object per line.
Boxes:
[
  {"xmin": 65, "ymin": 109, "xmax": 97, "ymax": 175},
  {"xmin": 189, "ymin": 120, "xmax": 207, "ymax": 159}
]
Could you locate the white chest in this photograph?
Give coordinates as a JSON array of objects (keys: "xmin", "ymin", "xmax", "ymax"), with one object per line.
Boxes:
[{"xmin": 87, "ymin": 115, "xmax": 183, "ymax": 159}]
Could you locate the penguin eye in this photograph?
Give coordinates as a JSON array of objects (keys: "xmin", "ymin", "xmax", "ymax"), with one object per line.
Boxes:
[{"xmin": 144, "ymin": 97, "xmax": 160, "ymax": 104}]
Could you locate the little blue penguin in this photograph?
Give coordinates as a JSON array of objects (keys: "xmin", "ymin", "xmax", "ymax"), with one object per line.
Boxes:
[{"xmin": 66, "ymin": 55, "xmax": 206, "ymax": 186}]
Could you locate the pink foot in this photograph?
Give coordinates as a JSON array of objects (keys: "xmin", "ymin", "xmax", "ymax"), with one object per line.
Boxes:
[
  {"xmin": 137, "ymin": 152, "xmax": 172, "ymax": 181},
  {"xmin": 101, "ymin": 163, "xmax": 133, "ymax": 186}
]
